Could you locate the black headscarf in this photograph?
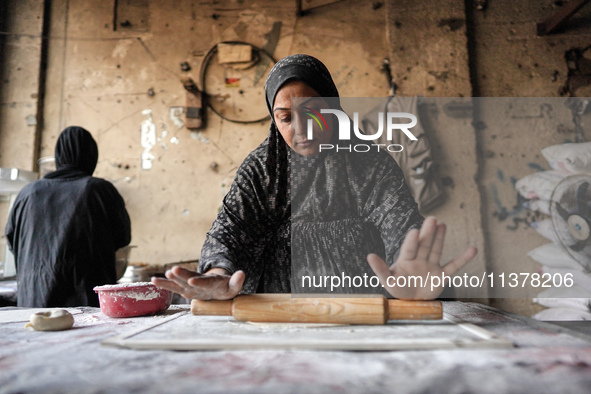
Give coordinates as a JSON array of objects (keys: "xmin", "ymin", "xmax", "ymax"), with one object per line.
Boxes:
[
  {"xmin": 264, "ymin": 54, "xmax": 340, "ymax": 118},
  {"xmin": 46, "ymin": 126, "xmax": 98, "ymax": 179},
  {"xmin": 261, "ymin": 54, "xmax": 341, "ymax": 188}
]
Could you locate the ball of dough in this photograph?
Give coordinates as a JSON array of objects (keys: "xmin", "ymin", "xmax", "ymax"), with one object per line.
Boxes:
[{"xmin": 24, "ymin": 309, "xmax": 74, "ymax": 331}]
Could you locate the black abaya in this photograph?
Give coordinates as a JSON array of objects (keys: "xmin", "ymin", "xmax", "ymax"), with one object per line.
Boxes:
[{"xmin": 5, "ymin": 126, "xmax": 131, "ymax": 307}]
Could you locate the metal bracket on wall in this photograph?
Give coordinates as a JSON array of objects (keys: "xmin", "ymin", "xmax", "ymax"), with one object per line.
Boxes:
[{"xmin": 181, "ymin": 78, "xmax": 205, "ymax": 130}]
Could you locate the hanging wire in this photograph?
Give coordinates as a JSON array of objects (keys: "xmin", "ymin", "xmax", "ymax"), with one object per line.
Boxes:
[{"xmin": 199, "ymin": 41, "xmax": 276, "ymax": 124}]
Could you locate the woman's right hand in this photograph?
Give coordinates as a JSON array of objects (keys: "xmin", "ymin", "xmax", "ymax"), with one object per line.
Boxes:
[{"xmin": 151, "ymin": 267, "xmax": 245, "ymax": 300}]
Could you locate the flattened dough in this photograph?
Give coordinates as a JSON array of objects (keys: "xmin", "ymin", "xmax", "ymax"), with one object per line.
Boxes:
[{"xmin": 24, "ymin": 309, "xmax": 74, "ymax": 331}]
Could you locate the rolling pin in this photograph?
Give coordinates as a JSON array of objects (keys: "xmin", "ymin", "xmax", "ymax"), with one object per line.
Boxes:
[{"xmin": 191, "ymin": 294, "xmax": 442, "ymax": 325}]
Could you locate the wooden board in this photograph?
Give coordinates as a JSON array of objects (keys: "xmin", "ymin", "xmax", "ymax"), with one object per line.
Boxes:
[
  {"xmin": 217, "ymin": 43, "xmax": 252, "ymax": 64},
  {"xmin": 102, "ymin": 312, "xmax": 513, "ymax": 351}
]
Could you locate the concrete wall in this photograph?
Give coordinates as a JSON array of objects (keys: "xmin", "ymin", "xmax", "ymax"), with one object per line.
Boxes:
[
  {"xmin": 383, "ymin": 0, "xmax": 591, "ymax": 315},
  {"xmin": 386, "ymin": 0, "xmax": 487, "ymax": 300},
  {"xmin": 0, "ymin": 0, "xmax": 45, "ymax": 265},
  {"xmin": 36, "ymin": 0, "xmax": 297, "ymax": 265},
  {"xmin": 0, "ymin": 0, "xmax": 390, "ymax": 266},
  {"xmin": 471, "ymin": 0, "xmax": 591, "ymax": 315}
]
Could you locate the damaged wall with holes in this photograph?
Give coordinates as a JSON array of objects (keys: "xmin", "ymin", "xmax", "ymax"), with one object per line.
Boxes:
[
  {"xmin": 1, "ymin": 0, "xmax": 590, "ymax": 317},
  {"xmin": 0, "ymin": 0, "xmax": 390, "ymax": 268},
  {"xmin": 471, "ymin": 0, "xmax": 591, "ymax": 315}
]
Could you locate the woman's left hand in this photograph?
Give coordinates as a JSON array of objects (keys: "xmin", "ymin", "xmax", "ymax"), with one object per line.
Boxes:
[{"xmin": 367, "ymin": 216, "xmax": 477, "ymax": 300}]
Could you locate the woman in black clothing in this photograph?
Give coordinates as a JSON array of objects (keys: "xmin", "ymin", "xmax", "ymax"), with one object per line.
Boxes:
[
  {"xmin": 6, "ymin": 126, "xmax": 131, "ymax": 307},
  {"xmin": 153, "ymin": 54, "xmax": 476, "ymax": 300}
]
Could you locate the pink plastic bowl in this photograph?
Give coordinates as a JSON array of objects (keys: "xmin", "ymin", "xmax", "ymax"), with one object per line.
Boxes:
[{"xmin": 93, "ymin": 282, "xmax": 173, "ymax": 318}]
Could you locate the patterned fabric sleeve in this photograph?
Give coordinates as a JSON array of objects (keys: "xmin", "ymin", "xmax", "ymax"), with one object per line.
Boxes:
[
  {"xmin": 198, "ymin": 146, "xmax": 279, "ymax": 284},
  {"xmin": 363, "ymin": 152, "xmax": 424, "ymax": 266}
]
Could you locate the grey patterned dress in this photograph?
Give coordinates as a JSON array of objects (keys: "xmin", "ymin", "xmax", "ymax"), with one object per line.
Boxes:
[{"xmin": 198, "ymin": 55, "xmax": 423, "ymax": 294}]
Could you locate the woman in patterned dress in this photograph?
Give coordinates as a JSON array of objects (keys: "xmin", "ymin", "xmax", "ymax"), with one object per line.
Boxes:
[{"xmin": 152, "ymin": 54, "xmax": 476, "ymax": 301}]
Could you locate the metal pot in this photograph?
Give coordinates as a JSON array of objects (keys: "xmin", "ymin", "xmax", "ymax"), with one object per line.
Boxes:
[{"xmin": 115, "ymin": 245, "xmax": 136, "ymax": 281}]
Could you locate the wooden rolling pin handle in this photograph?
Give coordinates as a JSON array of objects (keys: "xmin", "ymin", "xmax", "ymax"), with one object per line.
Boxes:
[
  {"xmin": 192, "ymin": 296, "xmax": 443, "ymax": 321},
  {"xmin": 191, "ymin": 299, "xmax": 232, "ymax": 316},
  {"xmin": 232, "ymin": 295, "xmax": 388, "ymax": 325},
  {"xmin": 387, "ymin": 299, "xmax": 442, "ymax": 320}
]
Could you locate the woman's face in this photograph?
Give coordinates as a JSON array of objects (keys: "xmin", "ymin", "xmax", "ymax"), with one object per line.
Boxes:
[{"xmin": 273, "ymin": 80, "xmax": 333, "ymax": 156}]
